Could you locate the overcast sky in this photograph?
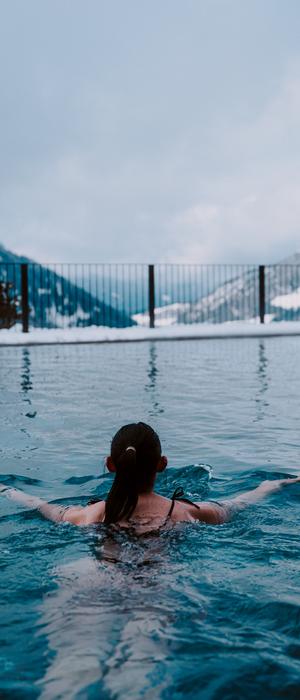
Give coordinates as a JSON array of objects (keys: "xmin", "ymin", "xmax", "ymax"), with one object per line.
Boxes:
[{"xmin": 1, "ymin": 0, "xmax": 300, "ymax": 263}]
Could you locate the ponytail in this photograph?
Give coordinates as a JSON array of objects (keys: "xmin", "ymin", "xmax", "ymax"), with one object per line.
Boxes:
[
  {"xmin": 104, "ymin": 423, "xmax": 161, "ymax": 525},
  {"xmin": 104, "ymin": 447, "xmax": 139, "ymax": 524}
]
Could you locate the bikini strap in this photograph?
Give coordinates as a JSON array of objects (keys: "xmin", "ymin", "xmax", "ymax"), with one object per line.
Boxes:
[
  {"xmin": 171, "ymin": 486, "xmax": 185, "ymax": 501},
  {"xmin": 167, "ymin": 486, "xmax": 200, "ymax": 520}
]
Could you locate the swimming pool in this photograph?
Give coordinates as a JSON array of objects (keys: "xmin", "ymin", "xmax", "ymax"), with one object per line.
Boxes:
[{"xmin": 1, "ymin": 337, "xmax": 300, "ymax": 699}]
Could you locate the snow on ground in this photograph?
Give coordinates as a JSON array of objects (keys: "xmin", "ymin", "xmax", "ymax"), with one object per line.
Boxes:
[
  {"xmin": 271, "ymin": 288, "xmax": 300, "ymax": 310},
  {"xmin": 132, "ymin": 303, "xmax": 190, "ymax": 327},
  {"xmin": 1, "ymin": 322, "xmax": 300, "ymax": 346}
]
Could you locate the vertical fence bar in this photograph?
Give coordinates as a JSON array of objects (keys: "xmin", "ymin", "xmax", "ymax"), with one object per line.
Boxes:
[
  {"xmin": 21, "ymin": 263, "xmax": 29, "ymax": 332},
  {"xmin": 259, "ymin": 264, "xmax": 265, "ymax": 324},
  {"xmin": 148, "ymin": 264, "xmax": 155, "ymax": 329}
]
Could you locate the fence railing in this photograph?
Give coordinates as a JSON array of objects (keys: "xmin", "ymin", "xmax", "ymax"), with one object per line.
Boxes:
[{"xmin": 1, "ymin": 262, "xmax": 300, "ymax": 332}]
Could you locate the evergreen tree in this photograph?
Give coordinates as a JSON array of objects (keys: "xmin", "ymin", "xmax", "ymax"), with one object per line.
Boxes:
[{"xmin": 0, "ymin": 281, "xmax": 21, "ymax": 329}]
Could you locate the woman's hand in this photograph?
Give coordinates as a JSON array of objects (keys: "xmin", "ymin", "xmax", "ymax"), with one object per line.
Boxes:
[
  {"xmin": 259, "ymin": 476, "xmax": 300, "ymax": 491},
  {"xmin": 224, "ymin": 475, "xmax": 300, "ymax": 512}
]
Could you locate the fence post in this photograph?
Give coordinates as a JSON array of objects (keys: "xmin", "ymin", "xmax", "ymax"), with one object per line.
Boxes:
[
  {"xmin": 21, "ymin": 263, "xmax": 29, "ymax": 333},
  {"xmin": 148, "ymin": 264, "xmax": 155, "ymax": 328},
  {"xmin": 259, "ymin": 265, "xmax": 265, "ymax": 324}
]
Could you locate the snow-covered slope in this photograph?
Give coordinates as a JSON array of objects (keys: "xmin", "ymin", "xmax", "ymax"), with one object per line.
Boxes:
[
  {"xmin": 0, "ymin": 244, "xmax": 134, "ymax": 328},
  {"xmin": 140, "ymin": 255, "xmax": 300, "ymax": 326}
]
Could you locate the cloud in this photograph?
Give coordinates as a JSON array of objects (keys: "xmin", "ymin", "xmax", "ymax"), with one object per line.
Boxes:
[
  {"xmin": 1, "ymin": 4, "xmax": 300, "ymax": 264},
  {"xmin": 164, "ymin": 59, "xmax": 300, "ymax": 263}
]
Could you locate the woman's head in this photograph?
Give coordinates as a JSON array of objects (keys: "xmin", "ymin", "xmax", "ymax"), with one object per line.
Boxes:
[{"xmin": 104, "ymin": 422, "xmax": 167, "ymax": 525}]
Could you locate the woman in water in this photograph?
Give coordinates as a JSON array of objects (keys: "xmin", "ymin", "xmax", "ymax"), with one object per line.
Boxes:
[{"xmin": 1, "ymin": 422, "xmax": 299, "ymax": 532}]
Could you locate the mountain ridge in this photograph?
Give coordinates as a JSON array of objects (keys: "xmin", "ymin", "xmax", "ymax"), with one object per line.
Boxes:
[{"xmin": 0, "ymin": 244, "xmax": 134, "ymax": 328}]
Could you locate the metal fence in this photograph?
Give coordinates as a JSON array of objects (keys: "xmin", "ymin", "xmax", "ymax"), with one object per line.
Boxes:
[{"xmin": 1, "ymin": 262, "xmax": 300, "ymax": 331}]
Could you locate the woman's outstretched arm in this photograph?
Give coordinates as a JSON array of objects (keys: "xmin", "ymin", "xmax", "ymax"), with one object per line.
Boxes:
[
  {"xmin": 224, "ymin": 476, "xmax": 300, "ymax": 507},
  {"xmin": 196, "ymin": 476, "xmax": 300, "ymax": 524},
  {"xmin": 0, "ymin": 483, "xmax": 104, "ymax": 525}
]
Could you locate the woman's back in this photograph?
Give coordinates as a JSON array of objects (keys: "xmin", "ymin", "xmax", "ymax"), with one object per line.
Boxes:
[{"xmin": 74, "ymin": 491, "xmax": 226, "ymax": 531}]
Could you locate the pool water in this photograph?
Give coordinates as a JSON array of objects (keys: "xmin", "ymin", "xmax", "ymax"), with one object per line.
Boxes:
[{"xmin": 0, "ymin": 338, "xmax": 300, "ymax": 699}]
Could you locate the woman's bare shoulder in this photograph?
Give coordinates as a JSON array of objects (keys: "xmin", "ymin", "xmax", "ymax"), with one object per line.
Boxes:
[
  {"xmin": 62, "ymin": 500, "xmax": 106, "ymax": 526},
  {"xmin": 193, "ymin": 500, "xmax": 229, "ymax": 524},
  {"xmin": 84, "ymin": 500, "xmax": 106, "ymax": 525},
  {"xmin": 171, "ymin": 499, "xmax": 228, "ymax": 525}
]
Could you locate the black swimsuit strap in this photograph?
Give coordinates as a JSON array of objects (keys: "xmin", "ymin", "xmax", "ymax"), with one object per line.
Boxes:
[{"xmin": 167, "ymin": 487, "xmax": 200, "ymax": 519}]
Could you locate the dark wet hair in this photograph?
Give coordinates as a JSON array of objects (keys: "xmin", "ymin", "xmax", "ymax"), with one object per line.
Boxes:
[{"xmin": 104, "ymin": 422, "xmax": 162, "ymax": 525}]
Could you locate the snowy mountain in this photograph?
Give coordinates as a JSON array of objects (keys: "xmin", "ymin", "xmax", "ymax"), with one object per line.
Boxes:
[
  {"xmin": 133, "ymin": 302, "xmax": 191, "ymax": 327},
  {"xmin": 178, "ymin": 254, "xmax": 300, "ymax": 324},
  {"xmin": 133, "ymin": 253, "xmax": 300, "ymax": 326},
  {"xmin": 0, "ymin": 245, "xmax": 134, "ymax": 328}
]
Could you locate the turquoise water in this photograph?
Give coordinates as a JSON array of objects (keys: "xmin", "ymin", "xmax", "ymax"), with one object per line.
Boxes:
[{"xmin": 0, "ymin": 338, "xmax": 300, "ymax": 699}]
